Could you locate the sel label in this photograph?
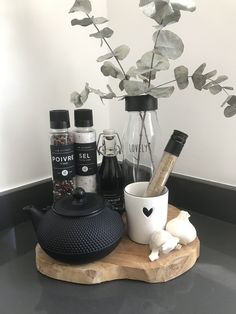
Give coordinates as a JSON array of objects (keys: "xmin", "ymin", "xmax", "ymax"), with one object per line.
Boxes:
[{"xmin": 75, "ymin": 142, "xmax": 97, "ymax": 176}]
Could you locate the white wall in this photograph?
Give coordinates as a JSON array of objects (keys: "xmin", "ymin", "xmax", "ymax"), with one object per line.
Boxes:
[
  {"xmin": 1, "ymin": 0, "xmax": 236, "ymax": 192},
  {"xmin": 0, "ymin": 0, "xmax": 109, "ymax": 192},
  {"xmin": 107, "ymin": 0, "xmax": 236, "ymax": 186}
]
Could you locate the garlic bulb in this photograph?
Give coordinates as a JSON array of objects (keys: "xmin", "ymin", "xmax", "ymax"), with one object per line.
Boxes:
[
  {"xmin": 149, "ymin": 230, "xmax": 180, "ymax": 262},
  {"xmin": 166, "ymin": 210, "xmax": 197, "ymax": 245}
]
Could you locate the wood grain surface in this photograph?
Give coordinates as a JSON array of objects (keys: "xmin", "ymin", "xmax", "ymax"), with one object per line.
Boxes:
[{"xmin": 36, "ymin": 205, "xmax": 200, "ymax": 284}]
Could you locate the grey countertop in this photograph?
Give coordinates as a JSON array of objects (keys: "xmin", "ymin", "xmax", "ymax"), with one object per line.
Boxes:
[{"xmin": 1, "ymin": 212, "xmax": 236, "ymax": 314}]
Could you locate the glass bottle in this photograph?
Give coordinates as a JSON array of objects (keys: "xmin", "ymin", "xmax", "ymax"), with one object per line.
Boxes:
[
  {"xmin": 74, "ymin": 109, "xmax": 97, "ymax": 193},
  {"xmin": 49, "ymin": 110, "xmax": 75, "ymax": 201},
  {"xmin": 122, "ymin": 95, "xmax": 162, "ymax": 185},
  {"xmin": 97, "ymin": 129, "xmax": 124, "ymax": 213}
]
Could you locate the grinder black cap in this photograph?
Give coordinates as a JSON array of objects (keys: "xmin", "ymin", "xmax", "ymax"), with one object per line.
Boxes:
[
  {"xmin": 164, "ymin": 130, "xmax": 188, "ymax": 157},
  {"xmin": 74, "ymin": 109, "xmax": 93, "ymax": 127},
  {"xmin": 50, "ymin": 110, "xmax": 70, "ymax": 129}
]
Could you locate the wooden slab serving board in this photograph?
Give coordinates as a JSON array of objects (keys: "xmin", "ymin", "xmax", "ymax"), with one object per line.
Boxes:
[{"xmin": 36, "ymin": 205, "xmax": 200, "ymax": 284}]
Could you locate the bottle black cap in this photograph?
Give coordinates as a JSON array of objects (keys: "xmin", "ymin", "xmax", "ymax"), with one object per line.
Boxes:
[
  {"xmin": 50, "ymin": 110, "xmax": 70, "ymax": 129},
  {"xmin": 125, "ymin": 95, "xmax": 158, "ymax": 111},
  {"xmin": 74, "ymin": 109, "xmax": 93, "ymax": 127},
  {"xmin": 164, "ymin": 130, "xmax": 188, "ymax": 157}
]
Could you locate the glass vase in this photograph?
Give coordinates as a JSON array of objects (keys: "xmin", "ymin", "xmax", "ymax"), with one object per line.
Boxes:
[{"xmin": 122, "ymin": 95, "xmax": 162, "ymax": 185}]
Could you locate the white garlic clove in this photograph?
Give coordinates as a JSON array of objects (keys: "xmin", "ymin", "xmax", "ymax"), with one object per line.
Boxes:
[
  {"xmin": 161, "ymin": 236, "xmax": 180, "ymax": 254},
  {"xmin": 149, "ymin": 249, "xmax": 160, "ymax": 262},
  {"xmin": 149, "ymin": 230, "xmax": 173, "ymax": 249},
  {"xmin": 166, "ymin": 210, "xmax": 197, "ymax": 245}
]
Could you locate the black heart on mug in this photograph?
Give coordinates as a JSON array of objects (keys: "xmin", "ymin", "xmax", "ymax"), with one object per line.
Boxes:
[{"xmin": 143, "ymin": 207, "xmax": 153, "ymax": 217}]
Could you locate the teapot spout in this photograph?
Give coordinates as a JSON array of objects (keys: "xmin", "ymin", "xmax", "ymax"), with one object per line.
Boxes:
[{"xmin": 23, "ymin": 205, "xmax": 46, "ymax": 232}]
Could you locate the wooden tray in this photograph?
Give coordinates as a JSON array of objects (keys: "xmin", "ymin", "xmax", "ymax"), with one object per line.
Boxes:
[{"xmin": 36, "ymin": 205, "xmax": 200, "ymax": 284}]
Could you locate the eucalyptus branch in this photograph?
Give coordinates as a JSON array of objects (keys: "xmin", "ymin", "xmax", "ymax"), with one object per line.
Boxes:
[
  {"xmin": 148, "ymin": 76, "xmax": 231, "ymax": 97},
  {"xmin": 86, "ymin": 14, "xmax": 126, "ymax": 77},
  {"xmin": 70, "ymin": 0, "xmax": 236, "ymax": 118}
]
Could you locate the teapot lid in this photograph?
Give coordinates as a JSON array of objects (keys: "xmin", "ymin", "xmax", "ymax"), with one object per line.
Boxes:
[{"xmin": 53, "ymin": 188, "xmax": 104, "ymax": 217}]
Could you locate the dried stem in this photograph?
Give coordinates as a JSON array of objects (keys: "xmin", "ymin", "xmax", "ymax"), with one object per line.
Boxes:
[{"xmin": 136, "ymin": 112, "xmax": 145, "ymax": 178}]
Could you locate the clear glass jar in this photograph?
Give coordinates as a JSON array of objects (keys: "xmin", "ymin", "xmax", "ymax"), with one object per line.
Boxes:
[{"xmin": 122, "ymin": 95, "xmax": 162, "ymax": 185}]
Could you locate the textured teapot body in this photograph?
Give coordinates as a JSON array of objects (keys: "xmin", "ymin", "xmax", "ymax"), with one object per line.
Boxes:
[
  {"xmin": 24, "ymin": 189, "xmax": 124, "ymax": 263},
  {"xmin": 37, "ymin": 206, "xmax": 124, "ymax": 263}
]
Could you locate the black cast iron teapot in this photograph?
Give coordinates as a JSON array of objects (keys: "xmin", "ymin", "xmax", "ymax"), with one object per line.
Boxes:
[{"xmin": 23, "ymin": 188, "xmax": 124, "ymax": 264}]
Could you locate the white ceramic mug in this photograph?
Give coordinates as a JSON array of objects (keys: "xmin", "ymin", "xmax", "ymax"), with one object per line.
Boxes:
[{"xmin": 124, "ymin": 181, "xmax": 168, "ymax": 244}]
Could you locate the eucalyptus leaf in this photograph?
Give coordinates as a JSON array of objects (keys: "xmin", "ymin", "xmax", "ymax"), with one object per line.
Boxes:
[
  {"xmin": 154, "ymin": 2, "xmax": 174, "ymax": 21},
  {"xmin": 174, "ymin": 66, "xmax": 189, "ymax": 89},
  {"xmin": 171, "ymin": 0, "xmax": 196, "ymax": 12},
  {"xmin": 143, "ymin": 1, "xmax": 175, "ymax": 24},
  {"xmin": 92, "ymin": 17, "xmax": 109, "ymax": 24},
  {"xmin": 140, "ymin": 0, "xmax": 195, "ymax": 25},
  {"xmin": 153, "ymin": 30, "xmax": 184, "ymax": 60},
  {"xmin": 113, "ymin": 45, "xmax": 130, "ymax": 60},
  {"xmin": 139, "ymin": 0, "xmax": 153, "ymax": 7},
  {"xmin": 101, "ymin": 61, "xmax": 124, "ymax": 79},
  {"xmin": 71, "ymin": 18, "xmax": 93, "ymax": 27},
  {"xmin": 214, "ymin": 75, "xmax": 228, "ymax": 84},
  {"xmin": 96, "ymin": 45, "xmax": 130, "ymax": 63},
  {"xmin": 90, "ymin": 27, "xmax": 114, "ymax": 39},
  {"xmin": 97, "ymin": 52, "xmax": 113, "ymax": 62},
  {"xmin": 126, "ymin": 66, "xmax": 138, "ymax": 79},
  {"xmin": 100, "ymin": 85, "xmax": 116, "ymax": 100},
  {"xmin": 209, "ymin": 85, "xmax": 222, "ymax": 95},
  {"xmin": 123, "ymin": 80, "xmax": 148, "ymax": 96},
  {"xmin": 192, "ymin": 63, "xmax": 207, "ymax": 90},
  {"xmin": 80, "ymin": 82, "xmax": 90, "ymax": 103},
  {"xmin": 140, "ymin": 1, "xmax": 157, "ymax": 19},
  {"xmin": 203, "ymin": 81, "xmax": 214, "ymax": 90},
  {"xmin": 69, "ymin": 0, "xmax": 92, "ymax": 14},
  {"xmin": 136, "ymin": 59, "xmax": 157, "ymax": 80},
  {"xmin": 224, "ymin": 104, "xmax": 236, "ymax": 118},
  {"xmin": 193, "ymin": 63, "xmax": 207, "ymax": 75},
  {"xmin": 70, "ymin": 83, "xmax": 90, "ymax": 107},
  {"xmin": 227, "ymin": 95, "xmax": 236, "ymax": 105},
  {"xmin": 192, "ymin": 74, "xmax": 206, "ymax": 90},
  {"xmin": 161, "ymin": 10, "xmax": 181, "ymax": 26},
  {"xmin": 119, "ymin": 79, "xmax": 125, "ymax": 91},
  {"xmin": 141, "ymin": 51, "xmax": 169, "ymax": 70},
  {"xmin": 204, "ymin": 70, "xmax": 217, "ymax": 80},
  {"xmin": 147, "ymin": 86, "xmax": 175, "ymax": 98},
  {"xmin": 70, "ymin": 91, "xmax": 82, "ymax": 107}
]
